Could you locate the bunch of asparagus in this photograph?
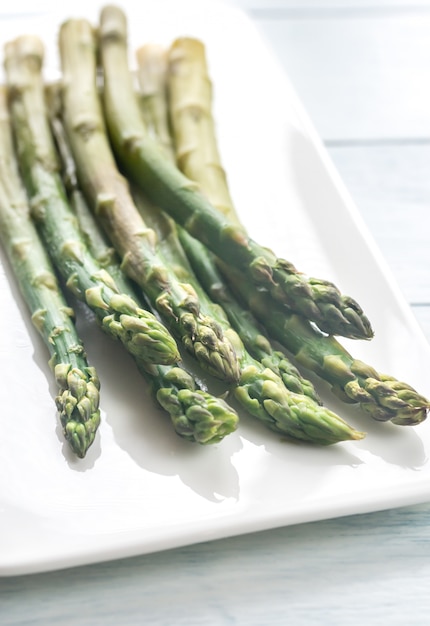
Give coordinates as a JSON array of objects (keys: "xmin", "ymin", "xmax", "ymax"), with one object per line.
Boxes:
[
  {"xmin": 58, "ymin": 14, "xmax": 363, "ymax": 446},
  {"xmin": 46, "ymin": 84, "xmax": 240, "ymax": 446},
  {"xmin": 0, "ymin": 3, "xmax": 428, "ymax": 459},
  {"xmin": 1, "ymin": 30, "xmax": 241, "ymax": 454},
  {"xmin": 97, "ymin": 6, "xmax": 429, "ymax": 426},
  {"xmin": 161, "ymin": 36, "xmax": 429, "ymax": 427}
]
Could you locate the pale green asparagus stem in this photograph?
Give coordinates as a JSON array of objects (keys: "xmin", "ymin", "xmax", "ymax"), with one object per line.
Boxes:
[
  {"xmin": 47, "ymin": 88, "xmax": 239, "ymax": 444},
  {"xmin": 0, "ymin": 86, "xmax": 100, "ymax": 458},
  {"xmin": 58, "ymin": 17, "xmax": 240, "ymax": 386},
  {"xmin": 4, "ymin": 35, "xmax": 180, "ymax": 368},
  {"xmin": 46, "ymin": 82, "xmax": 140, "ymax": 298},
  {"xmin": 163, "ymin": 37, "xmax": 240, "ymax": 226},
  {"xmin": 99, "ymin": 5, "xmax": 373, "ymax": 341},
  {"xmin": 136, "ymin": 44, "xmax": 176, "ymax": 162},
  {"xmin": 137, "ymin": 42, "xmax": 321, "ymax": 404}
]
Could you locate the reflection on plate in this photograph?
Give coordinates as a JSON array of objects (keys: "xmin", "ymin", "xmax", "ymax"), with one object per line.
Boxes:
[{"xmin": 1, "ymin": 0, "xmax": 430, "ymax": 576}]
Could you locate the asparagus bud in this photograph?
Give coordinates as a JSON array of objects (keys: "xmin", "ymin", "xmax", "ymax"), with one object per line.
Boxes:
[
  {"xmin": 54, "ymin": 363, "xmax": 101, "ymax": 457},
  {"xmin": 141, "ymin": 364, "xmax": 239, "ymax": 444}
]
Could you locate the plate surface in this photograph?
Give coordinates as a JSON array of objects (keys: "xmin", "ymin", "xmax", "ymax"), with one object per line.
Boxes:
[{"xmin": 1, "ymin": 0, "xmax": 430, "ymax": 576}]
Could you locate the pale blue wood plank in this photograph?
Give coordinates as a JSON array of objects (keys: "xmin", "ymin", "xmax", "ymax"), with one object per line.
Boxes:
[
  {"xmin": 252, "ymin": 13, "xmax": 430, "ymax": 140},
  {"xmin": 225, "ymin": 0, "xmax": 430, "ymax": 9},
  {"xmin": 2, "ymin": 502, "xmax": 430, "ymax": 625},
  {"xmin": 326, "ymin": 144, "xmax": 430, "ymax": 304}
]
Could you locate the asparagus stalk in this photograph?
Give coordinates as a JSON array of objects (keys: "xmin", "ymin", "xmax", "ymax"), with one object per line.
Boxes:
[
  {"xmin": 136, "ymin": 44, "xmax": 176, "ymax": 162},
  {"xmin": 137, "ymin": 43, "xmax": 322, "ymax": 405},
  {"xmin": 98, "ymin": 4, "xmax": 373, "ymax": 341},
  {"xmin": 163, "ymin": 36, "xmax": 430, "ymax": 427},
  {"xmin": 4, "ymin": 36, "xmax": 181, "ymax": 370},
  {"xmin": 0, "ymin": 86, "xmax": 100, "ymax": 458},
  {"xmin": 46, "ymin": 82, "xmax": 140, "ymax": 299},
  {"xmin": 58, "ymin": 18, "xmax": 240, "ymax": 386},
  {"xmin": 131, "ymin": 184, "xmax": 365, "ymax": 445},
  {"xmin": 47, "ymin": 88, "xmax": 239, "ymax": 444}
]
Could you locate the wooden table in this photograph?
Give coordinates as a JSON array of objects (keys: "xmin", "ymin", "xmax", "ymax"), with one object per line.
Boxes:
[{"xmin": 2, "ymin": 1, "xmax": 430, "ymax": 623}]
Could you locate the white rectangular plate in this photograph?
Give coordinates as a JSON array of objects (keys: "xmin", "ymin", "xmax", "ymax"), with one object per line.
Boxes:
[{"xmin": 1, "ymin": 0, "xmax": 430, "ymax": 577}]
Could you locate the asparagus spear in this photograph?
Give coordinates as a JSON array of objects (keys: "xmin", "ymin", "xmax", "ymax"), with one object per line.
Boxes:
[
  {"xmin": 4, "ymin": 35, "xmax": 180, "ymax": 369},
  {"xmin": 137, "ymin": 43, "xmax": 321, "ymax": 405},
  {"xmin": 163, "ymin": 36, "xmax": 430, "ymax": 427},
  {"xmin": 98, "ymin": 4, "xmax": 373, "ymax": 341},
  {"xmin": 47, "ymin": 88, "xmax": 239, "ymax": 444},
  {"xmin": 136, "ymin": 44, "xmax": 176, "ymax": 163},
  {"xmin": 58, "ymin": 18, "xmax": 240, "ymax": 386},
  {"xmin": 0, "ymin": 86, "xmax": 100, "ymax": 458},
  {"xmin": 46, "ymin": 82, "xmax": 139, "ymax": 299}
]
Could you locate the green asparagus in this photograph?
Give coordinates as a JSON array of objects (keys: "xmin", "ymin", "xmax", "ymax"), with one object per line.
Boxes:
[
  {"xmin": 135, "ymin": 41, "xmax": 365, "ymax": 444},
  {"xmin": 136, "ymin": 44, "xmax": 176, "ymax": 164},
  {"xmin": 0, "ymin": 86, "xmax": 100, "ymax": 458},
  {"xmin": 137, "ymin": 42, "xmax": 321, "ymax": 405},
  {"xmin": 48, "ymin": 88, "xmax": 239, "ymax": 444},
  {"xmin": 163, "ymin": 35, "xmax": 430, "ymax": 427},
  {"xmin": 98, "ymin": 4, "xmax": 373, "ymax": 341},
  {"xmin": 131, "ymin": 185, "xmax": 364, "ymax": 445},
  {"xmin": 58, "ymin": 17, "xmax": 240, "ymax": 385},
  {"xmin": 230, "ymin": 271, "xmax": 429, "ymax": 425},
  {"xmin": 131, "ymin": 46, "xmax": 364, "ymax": 443},
  {"xmin": 179, "ymin": 224, "xmax": 322, "ymax": 403},
  {"xmin": 4, "ymin": 35, "xmax": 180, "ymax": 368},
  {"xmin": 46, "ymin": 82, "xmax": 140, "ymax": 299}
]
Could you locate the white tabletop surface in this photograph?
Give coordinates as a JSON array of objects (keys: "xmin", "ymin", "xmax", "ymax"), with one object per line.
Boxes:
[{"xmin": 2, "ymin": 1, "xmax": 430, "ymax": 624}]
